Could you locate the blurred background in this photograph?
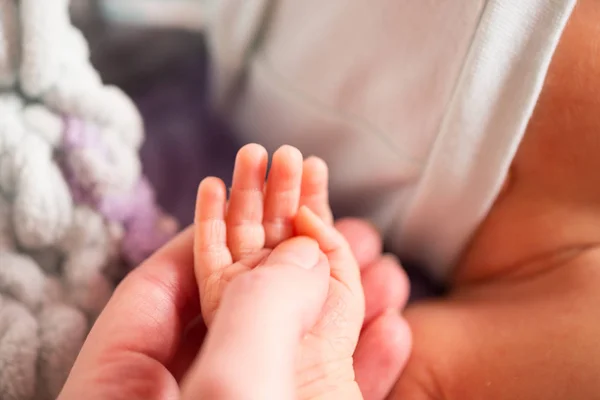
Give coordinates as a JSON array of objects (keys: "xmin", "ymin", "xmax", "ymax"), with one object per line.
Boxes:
[
  {"xmin": 70, "ymin": 0, "xmax": 442, "ymax": 300},
  {"xmin": 71, "ymin": 0, "xmax": 239, "ymax": 227}
]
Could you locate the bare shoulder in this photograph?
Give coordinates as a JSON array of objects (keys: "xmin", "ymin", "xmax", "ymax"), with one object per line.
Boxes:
[{"xmin": 454, "ymin": 0, "xmax": 600, "ymax": 287}]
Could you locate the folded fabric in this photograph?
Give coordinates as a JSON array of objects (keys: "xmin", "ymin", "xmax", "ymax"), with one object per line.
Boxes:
[
  {"xmin": 0, "ymin": 1, "xmax": 177, "ymax": 398},
  {"xmin": 99, "ymin": 0, "xmax": 206, "ymax": 31}
]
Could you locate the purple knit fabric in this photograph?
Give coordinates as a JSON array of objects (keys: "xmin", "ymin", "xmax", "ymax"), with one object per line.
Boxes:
[
  {"xmin": 100, "ymin": 177, "xmax": 175, "ymax": 265},
  {"xmin": 58, "ymin": 118, "xmax": 103, "ymax": 205},
  {"xmin": 58, "ymin": 117, "xmax": 176, "ymax": 267}
]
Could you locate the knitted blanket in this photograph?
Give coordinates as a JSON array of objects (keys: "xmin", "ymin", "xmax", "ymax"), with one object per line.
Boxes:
[{"xmin": 0, "ymin": 1, "xmax": 177, "ymax": 398}]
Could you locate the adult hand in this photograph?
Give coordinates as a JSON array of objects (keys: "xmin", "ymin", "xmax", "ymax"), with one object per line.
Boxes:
[{"xmin": 59, "ymin": 220, "xmax": 409, "ymax": 400}]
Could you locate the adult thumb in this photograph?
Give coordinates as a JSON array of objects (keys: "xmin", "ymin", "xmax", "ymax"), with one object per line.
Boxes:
[{"xmin": 181, "ymin": 237, "xmax": 330, "ymax": 400}]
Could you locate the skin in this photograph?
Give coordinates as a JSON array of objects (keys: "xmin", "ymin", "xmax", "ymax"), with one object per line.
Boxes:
[
  {"xmin": 182, "ymin": 236, "xmax": 340, "ymax": 400},
  {"xmin": 61, "ymin": 3, "xmax": 599, "ymax": 396},
  {"xmin": 191, "ymin": 144, "xmax": 411, "ymax": 399},
  {"xmin": 389, "ymin": 1, "xmax": 600, "ymax": 398},
  {"xmin": 59, "ymin": 144, "xmax": 411, "ymax": 400}
]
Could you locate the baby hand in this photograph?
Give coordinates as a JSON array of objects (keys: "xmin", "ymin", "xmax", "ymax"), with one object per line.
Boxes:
[{"xmin": 194, "ymin": 144, "xmax": 365, "ymax": 399}]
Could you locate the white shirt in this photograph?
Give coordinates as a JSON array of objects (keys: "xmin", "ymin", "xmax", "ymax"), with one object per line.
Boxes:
[{"xmin": 100, "ymin": 0, "xmax": 577, "ymax": 280}]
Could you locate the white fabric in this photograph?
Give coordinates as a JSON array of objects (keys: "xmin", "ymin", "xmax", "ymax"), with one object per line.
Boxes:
[
  {"xmin": 99, "ymin": 0, "xmax": 577, "ymax": 280},
  {"xmin": 389, "ymin": 0, "xmax": 577, "ymax": 279},
  {"xmin": 202, "ymin": 0, "xmax": 576, "ymax": 280}
]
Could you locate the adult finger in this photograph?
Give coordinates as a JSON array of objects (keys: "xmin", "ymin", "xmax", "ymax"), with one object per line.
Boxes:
[
  {"xmin": 353, "ymin": 256, "xmax": 411, "ymax": 400},
  {"xmin": 180, "ymin": 237, "xmax": 330, "ymax": 400},
  {"xmin": 335, "ymin": 218, "xmax": 383, "ymax": 269},
  {"xmin": 355, "ymin": 311, "xmax": 412, "ymax": 400},
  {"xmin": 362, "ymin": 255, "xmax": 410, "ymax": 324}
]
